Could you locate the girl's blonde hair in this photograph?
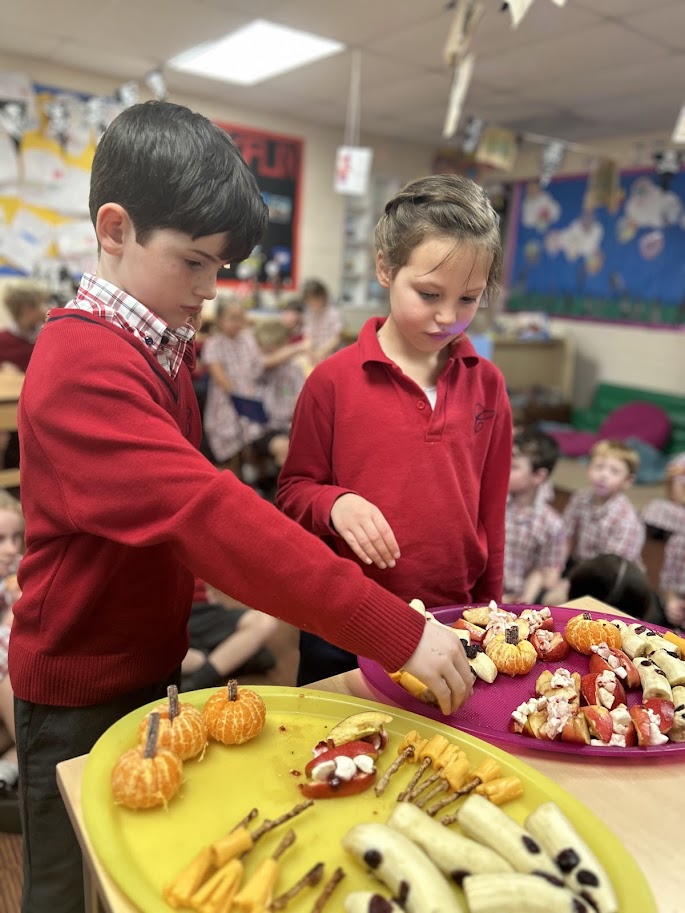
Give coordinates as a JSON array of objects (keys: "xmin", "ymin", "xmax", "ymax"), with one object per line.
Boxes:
[
  {"xmin": 0, "ymin": 491, "xmax": 24, "ymax": 524},
  {"xmin": 2, "ymin": 279, "xmax": 50, "ymax": 321},
  {"xmin": 374, "ymin": 174, "xmax": 502, "ymax": 305}
]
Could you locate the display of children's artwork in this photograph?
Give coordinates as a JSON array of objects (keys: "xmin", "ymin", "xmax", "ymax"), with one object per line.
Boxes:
[
  {"xmin": 507, "ymin": 169, "xmax": 685, "ymax": 327},
  {"xmin": 0, "ymin": 74, "xmax": 106, "ymax": 286}
]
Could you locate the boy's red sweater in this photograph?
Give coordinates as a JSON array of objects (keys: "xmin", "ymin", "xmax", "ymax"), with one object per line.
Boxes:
[{"xmin": 10, "ymin": 311, "xmax": 424, "ymax": 706}]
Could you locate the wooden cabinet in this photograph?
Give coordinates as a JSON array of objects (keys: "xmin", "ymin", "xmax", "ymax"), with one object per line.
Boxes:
[{"xmin": 491, "ymin": 337, "xmax": 575, "ymax": 401}]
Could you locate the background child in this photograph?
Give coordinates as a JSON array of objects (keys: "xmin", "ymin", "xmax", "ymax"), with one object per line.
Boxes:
[
  {"xmin": 0, "ymin": 279, "xmax": 50, "ymax": 374},
  {"xmin": 545, "ymin": 438, "xmax": 645, "ymax": 604},
  {"xmin": 180, "ymin": 579, "xmax": 278, "ymax": 691},
  {"xmin": 251, "ymin": 317, "xmax": 307, "ymax": 483},
  {"xmin": 278, "ymin": 173, "xmax": 511, "ymax": 684},
  {"xmin": 12, "ymin": 101, "xmax": 472, "ymax": 913},
  {"xmin": 567, "ymin": 553, "xmax": 662, "ymax": 622},
  {"xmin": 659, "ymin": 532, "xmax": 685, "ymax": 630},
  {"xmin": 0, "ymin": 491, "xmax": 24, "ymax": 833},
  {"xmin": 301, "ymin": 278, "xmax": 342, "ymax": 365},
  {"xmin": 642, "ymin": 452, "xmax": 685, "ymax": 538},
  {"xmin": 202, "ymin": 297, "xmax": 265, "ymax": 475},
  {"xmin": 504, "ymin": 428, "xmax": 565, "ymax": 604}
]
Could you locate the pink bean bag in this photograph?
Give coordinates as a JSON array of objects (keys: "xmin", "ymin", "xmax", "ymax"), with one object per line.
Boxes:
[{"xmin": 551, "ymin": 402, "xmax": 672, "ymax": 457}]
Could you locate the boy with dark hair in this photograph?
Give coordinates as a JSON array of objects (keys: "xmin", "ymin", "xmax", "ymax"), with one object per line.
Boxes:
[
  {"xmin": 10, "ymin": 101, "xmax": 471, "ymax": 913},
  {"xmin": 504, "ymin": 428, "xmax": 565, "ymax": 604}
]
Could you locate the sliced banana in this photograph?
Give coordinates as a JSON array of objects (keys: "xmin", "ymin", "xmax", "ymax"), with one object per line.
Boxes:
[
  {"xmin": 456, "ymin": 794, "xmax": 559, "ymax": 878},
  {"xmin": 634, "ymin": 656, "xmax": 674, "ymax": 701},
  {"xmin": 463, "ymin": 873, "xmax": 594, "ymax": 913},
  {"xmin": 341, "ymin": 822, "xmax": 464, "ymax": 913},
  {"xmin": 618, "ymin": 624, "xmax": 646, "ymax": 659},
  {"xmin": 525, "ymin": 801, "xmax": 618, "ymax": 913},
  {"xmin": 669, "ymin": 685, "xmax": 685, "ymax": 742},
  {"xmin": 650, "ymin": 648, "xmax": 685, "ymax": 686},
  {"xmin": 463, "ymin": 643, "xmax": 498, "ymax": 683},
  {"xmin": 387, "ymin": 801, "xmax": 513, "ymax": 883},
  {"xmin": 640, "ymin": 629, "xmax": 679, "ymax": 657},
  {"xmin": 345, "ymin": 892, "xmax": 404, "ymax": 913}
]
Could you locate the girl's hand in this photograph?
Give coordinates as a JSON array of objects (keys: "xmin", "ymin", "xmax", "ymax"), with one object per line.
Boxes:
[
  {"xmin": 330, "ymin": 493, "xmax": 400, "ymax": 569},
  {"xmin": 402, "ymin": 621, "xmax": 473, "ymax": 716},
  {"xmin": 665, "ymin": 595, "xmax": 685, "ymax": 628}
]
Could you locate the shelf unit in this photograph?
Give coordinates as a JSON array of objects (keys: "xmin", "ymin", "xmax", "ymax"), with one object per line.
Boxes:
[{"xmin": 340, "ymin": 175, "xmax": 401, "ymax": 307}]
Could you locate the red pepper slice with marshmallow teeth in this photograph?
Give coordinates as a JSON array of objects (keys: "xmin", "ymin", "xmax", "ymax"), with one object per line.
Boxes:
[{"xmin": 300, "ymin": 740, "xmax": 380, "ymax": 800}]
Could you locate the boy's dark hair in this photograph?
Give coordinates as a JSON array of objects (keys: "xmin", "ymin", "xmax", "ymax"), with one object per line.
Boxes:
[
  {"xmin": 89, "ymin": 101, "xmax": 268, "ymax": 263},
  {"xmin": 568, "ymin": 554, "xmax": 653, "ymax": 618},
  {"xmin": 302, "ymin": 279, "xmax": 329, "ymax": 302},
  {"xmin": 513, "ymin": 428, "xmax": 560, "ymax": 474}
]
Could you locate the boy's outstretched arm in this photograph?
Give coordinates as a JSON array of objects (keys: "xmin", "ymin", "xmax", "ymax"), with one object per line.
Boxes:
[{"xmin": 401, "ymin": 621, "xmax": 473, "ymax": 715}]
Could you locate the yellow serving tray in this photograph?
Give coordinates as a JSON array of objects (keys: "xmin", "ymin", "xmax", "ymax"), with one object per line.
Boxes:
[{"xmin": 82, "ymin": 686, "xmax": 655, "ymax": 913}]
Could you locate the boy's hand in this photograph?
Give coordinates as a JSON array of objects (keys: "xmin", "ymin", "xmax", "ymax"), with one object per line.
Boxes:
[
  {"xmin": 402, "ymin": 622, "xmax": 473, "ymax": 716},
  {"xmin": 330, "ymin": 493, "xmax": 400, "ymax": 569}
]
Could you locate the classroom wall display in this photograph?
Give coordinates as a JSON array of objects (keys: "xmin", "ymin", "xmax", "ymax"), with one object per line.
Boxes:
[
  {"xmin": 507, "ymin": 169, "xmax": 685, "ymax": 328},
  {"xmin": 214, "ymin": 122, "xmax": 302, "ymax": 291},
  {"xmin": 0, "ymin": 75, "xmax": 107, "ymax": 288}
]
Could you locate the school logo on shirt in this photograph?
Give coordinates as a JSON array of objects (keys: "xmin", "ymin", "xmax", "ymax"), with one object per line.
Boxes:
[{"xmin": 474, "ymin": 403, "xmax": 495, "ymax": 433}]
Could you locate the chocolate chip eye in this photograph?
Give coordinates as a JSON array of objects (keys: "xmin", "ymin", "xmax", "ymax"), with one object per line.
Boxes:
[
  {"xmin": 363, "ymin": 849, "xmax": 382, "ymax": 868},
  {"xmin": 556, "ymin": 847, "xmax": 580, "ymax": 872},
  {"xmin": 451, "ymin": 869, "xmax": 469, "ymax": 886},
  {"xmin": 577, "ymin": 869, "xmax": 600, "ymax": 887},
  {"xmin": 522, "ymin": 835, "xmax": 541, "ymax": 853}
]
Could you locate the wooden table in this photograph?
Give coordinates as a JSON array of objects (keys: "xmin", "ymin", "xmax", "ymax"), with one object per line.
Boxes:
[{"xmin": 57, "ymin": 597, "xmax": 682, "ymax": 913}]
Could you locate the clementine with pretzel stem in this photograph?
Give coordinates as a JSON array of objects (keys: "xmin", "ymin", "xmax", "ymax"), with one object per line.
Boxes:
[
  {"xmin": 203, "ymin": 679, "xmax": 266, "ymax": 745},
  {"xmin": 565, "ymin": 612, "xmax": 622, "ymax": 655}
]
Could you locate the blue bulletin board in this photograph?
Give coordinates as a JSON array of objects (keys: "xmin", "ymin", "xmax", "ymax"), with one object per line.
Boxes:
[{"xmin": 507, "ymin": 170, "xmax": 685, "ymax": 327}]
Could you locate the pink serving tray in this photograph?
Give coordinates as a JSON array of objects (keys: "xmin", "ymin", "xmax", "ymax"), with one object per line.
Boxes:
[{"xmin": 358, "ymin": 604, "xmax": 685, "ymax": 758}]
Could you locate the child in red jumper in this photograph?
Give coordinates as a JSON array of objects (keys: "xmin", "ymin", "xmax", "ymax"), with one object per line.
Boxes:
[
  {"xmin": 10, "ymin": 101, "xmax": 471, "ymax": 913},
  {"xmin": 277, "ymin": 174, "xmax": 512, "ymax": 684}
]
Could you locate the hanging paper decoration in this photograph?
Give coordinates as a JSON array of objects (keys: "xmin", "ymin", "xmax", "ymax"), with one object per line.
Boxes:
[
  {"xmin": 584, "ymin": 158, "xmax": 623, "ymax": 213},
  {"xmin": 442, "ymin": 54, "xmax": 475, "ymax": 139},
  {"xmin": 145, "ymin": 69, "xmax": 167, "ymax": 101},
  {"xmin": 502, "ymin": 0, "xmax": 537, "ymax": 29},
  {"xmin": 539, "ymin": 139, "xmax": 566, "ymax": 187},
  {"xmin": 84, "ymin": 96, "xmax": 110, "ymax": 142},
  {"xmin": 444, "ymin": 0, "xmax": 485, "ymax": 66},
  {"xmin": 652, "ymin": 148, "xmax": 683, "ymax": 190},
  {"xmin": 474, "ymin": 125, "xmax": 519, "ymax": 171},
  {"xmin": 116, "ymin": 81, "xmax": 139, "ymax": 109},
  {"xmin": 461, "ymin": 116, "xmax": 485, "ymax": 155},
  {"xmin": 671, "ymin": 104, "xmax": 685, "ymax": 145},
  {"xmin": 334, "ymin": 146, "xmax": 374, "ymax": 196},
  {"xmin": 45, "ymin": 98, "xmax": 71, "ymax": 150}
]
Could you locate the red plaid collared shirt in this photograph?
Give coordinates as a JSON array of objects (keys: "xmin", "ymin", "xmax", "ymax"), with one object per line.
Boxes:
[
  {"xmin": 642, "ymin": 499, "xmax": 685, "ymax": 535},
  {"xmin": 65, "ymin": 273, "xmax": 195, "ymax": 378},
  {"xmin": 563, "ymin": 489, "xmax": 645, "ymax": 564},
  {"xmin": 504, "ymin": 489, "xmax": 566, "ymax": 595},
  {"xmin": 302, "ymin": 305, "xmax": 342, "ymax": 355},
  {"xmin": 660, "ymin": 532, "xmax": 685, "ymax": 594}
]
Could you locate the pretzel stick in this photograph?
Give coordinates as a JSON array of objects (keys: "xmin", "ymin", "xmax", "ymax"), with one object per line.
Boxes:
[
  {"xmin": 310, "ymin": 866, "xmax": 345, "ymax": 912},
  {"xmin": 252, "ymin": 799, "xmax": 314, "ymax": 841},
  {"xmin": 396, "ymin": 757, "xmax": 432, "ymax": 801},
  {"xmin": 271, "ymin": 829, "xmax": 296, "ymax": 861},
  {"xmin": 374, "ymin": 745, "xmax": 415, "ymax": 796},
  {"xmin": 232, "ymin": 807, "xmax": 259, "ymax": 831},
  {"xmin": 426, "ymin": 776, "xmax": 480, "ymax": 816},
  {"xmin": 269, "ymin": 862, "xmax": 324, "ymax": 910}
]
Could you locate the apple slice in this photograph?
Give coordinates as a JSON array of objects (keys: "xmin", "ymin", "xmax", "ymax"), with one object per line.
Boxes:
[
  {"xmin": 451, "ymin": 618, "xmax": 486, "ymax": 644},
  {"xmin": 643, "ymin": 698, "xmax": 675, "ymax": 734},
  {"xmin": 530, "ymin": 629, "xmax": 569, "ymax": 663},
  {"xmin": 588, "ymin": 645, "xmax": 640, "ymax": 689},
  {"xmin": 580, "ymin": 671, "xmax": 626, "ymax": 710},
  {"xmin": 561, "ymin": 711, "xmax": 591, "ymax": 745},
  {"xmin": 582, "ymin": 705, "xmax": 613, "ymax": 743}
]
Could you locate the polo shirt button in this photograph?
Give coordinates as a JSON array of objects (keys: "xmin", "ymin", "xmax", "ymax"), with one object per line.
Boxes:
[
  {"xmin": 144, "ymin": 335, "xmax": 153, "ymax": 346},
  {"xmin": 417, "ymin": 401, "xmax": 425, "ymax": 410}
]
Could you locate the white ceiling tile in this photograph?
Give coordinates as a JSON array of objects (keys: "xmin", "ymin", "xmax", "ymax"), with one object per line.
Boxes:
[
  {"xmin": 0, "ymin": 0, "xmax": 681, "ymax": 143},
  {"xmin": 574, "ymin": 0, "xmax": 674, "ymax": 15},
  {"xmin": 471, "ymin": 0, "xmax": 602, "ymax": 55},
  {"xmin": 624, "ymin": 2, "xmax": 685, "ymax": 51},
  {"xmin": 475, "ymin": 20, "xmax": 667, "ymax": 91}
]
